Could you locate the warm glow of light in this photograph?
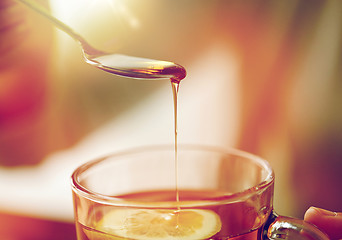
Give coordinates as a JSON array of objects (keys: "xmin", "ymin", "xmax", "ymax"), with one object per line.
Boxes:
[
  {"xmin": 104, "ymin": 0, "xmax": 140, "ymax": 29},
  {"xmin": 50, "ymin": 0, "xmax": 140, "ymax": 29}
]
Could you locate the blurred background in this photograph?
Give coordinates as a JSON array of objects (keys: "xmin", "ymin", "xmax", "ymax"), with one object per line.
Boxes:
[{"xmin": 0, "ymin": 0, "xmax": 341, "ymax": 239}]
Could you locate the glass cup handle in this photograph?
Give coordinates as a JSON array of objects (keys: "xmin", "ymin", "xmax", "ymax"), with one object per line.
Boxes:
[{"xmin": 262, "ymin": 212, "xmax": 330, "ymax": 240}]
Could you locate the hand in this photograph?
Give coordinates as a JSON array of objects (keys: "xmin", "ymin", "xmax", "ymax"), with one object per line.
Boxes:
[{"xmin": 304, "ymin": 207, "xmax": 342, "ymax": 240}]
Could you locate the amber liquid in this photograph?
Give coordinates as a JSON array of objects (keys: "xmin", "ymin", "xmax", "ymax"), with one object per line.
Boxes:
[
  {"xmin": 74, "ymin": 189, "xmax": 270, "ymax": 240},
  {"xmin": 171, "ymin": 79, "xmax": 181, "ymax": 204}
]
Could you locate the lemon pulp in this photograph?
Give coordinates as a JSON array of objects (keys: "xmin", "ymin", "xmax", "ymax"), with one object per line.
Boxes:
[{"xmin": 91, "ymin": 208, "xmax": 222, "ymax": 240}]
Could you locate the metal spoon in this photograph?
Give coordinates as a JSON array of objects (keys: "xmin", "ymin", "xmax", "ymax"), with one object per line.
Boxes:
[{"xmin": 15, "ymin": 0, "xmax": 186, "ymax": 81}]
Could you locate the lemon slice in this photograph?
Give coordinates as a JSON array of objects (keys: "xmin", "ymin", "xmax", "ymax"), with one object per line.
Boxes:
[{"xmin": 95, "ymin": 208, "xmax": 222, "ymax": 240}]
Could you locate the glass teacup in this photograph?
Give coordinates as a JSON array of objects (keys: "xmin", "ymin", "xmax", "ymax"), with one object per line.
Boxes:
[{"xmin": 71, "ymin": 145, "xmax": 328, "ymax": 240}]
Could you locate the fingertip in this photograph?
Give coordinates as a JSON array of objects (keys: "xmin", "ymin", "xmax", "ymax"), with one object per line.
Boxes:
[
  {"xmin": 304, "ymin": 206, "xmax": 319, "ymax": 221},
  {"xmin": 305, "ymin": 207, "xmax": 342, "ymax": 240},
  {"xmin": 305, "ymin": 206, "xmax": 336, "ymax": 221}
]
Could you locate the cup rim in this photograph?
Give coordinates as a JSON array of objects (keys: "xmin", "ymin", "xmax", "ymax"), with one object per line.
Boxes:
[{"xmin": 71, "ymin": 144, "xmax": 275, "ymax": 208}]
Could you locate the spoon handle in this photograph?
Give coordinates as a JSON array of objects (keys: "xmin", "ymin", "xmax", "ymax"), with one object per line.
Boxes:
[{"xmin": 15, "ymin": 0, "xmax": 86, "ymax": 44}]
